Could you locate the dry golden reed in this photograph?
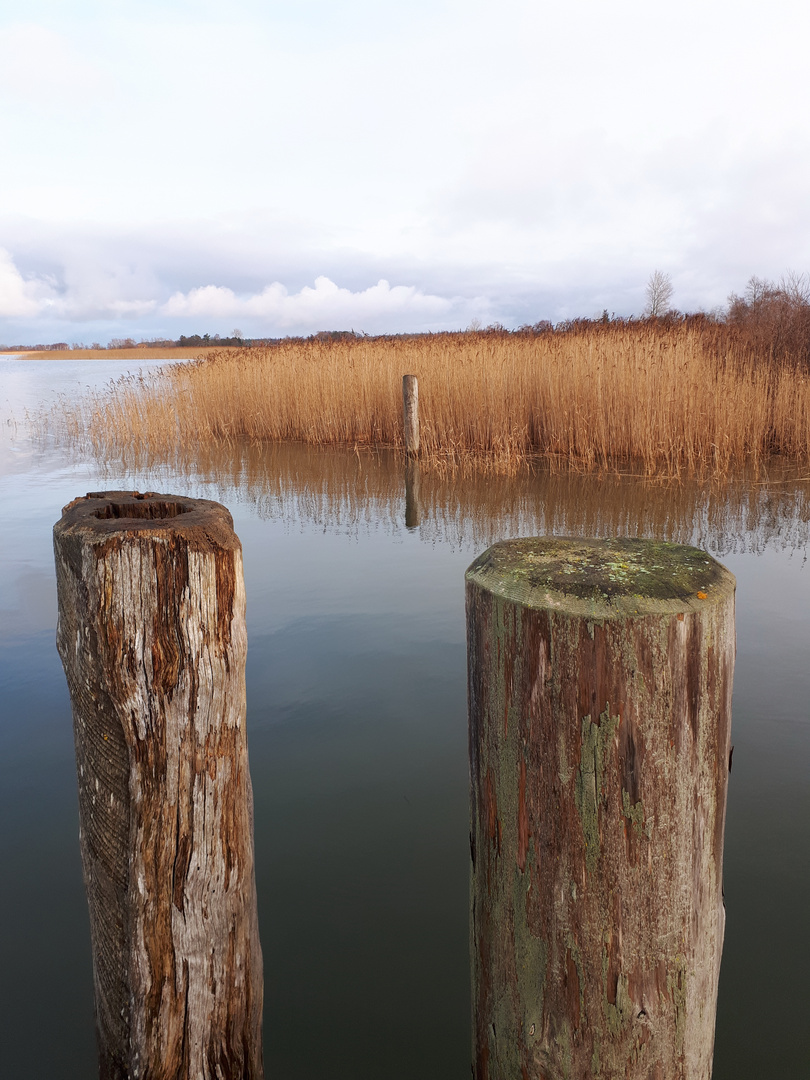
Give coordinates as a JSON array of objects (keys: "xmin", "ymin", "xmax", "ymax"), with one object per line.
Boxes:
[{"xmin": 48, "ymin": 322, "xmax": 810, "ymax": 476}]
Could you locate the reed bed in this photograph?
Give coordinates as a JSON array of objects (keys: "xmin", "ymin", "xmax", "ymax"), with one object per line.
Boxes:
[{"xmin": 46, "ymin": 323, "xmax": 810, "ymax": 476}]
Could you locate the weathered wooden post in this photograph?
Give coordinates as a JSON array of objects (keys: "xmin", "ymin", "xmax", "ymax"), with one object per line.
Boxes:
[
  {"xmin": 466, "ymin": 537, "xmax": 735, "ymax": 1080},
  {"xmin": 54, "ymin": 491, "xmax": 263, "ymax": 1080},
  {"xmin": 402, "ymin": 374, "xmax": 419, "ymax": 456},
  {"xmin": 404, "ymin": 459, "xmax": 421, "ymax": 529}
]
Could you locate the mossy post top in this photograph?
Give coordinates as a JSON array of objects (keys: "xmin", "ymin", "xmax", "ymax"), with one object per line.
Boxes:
[
  {"xmin": 465, "ymin": 536, "xmax": 735, "ymax": 619},
  {"xmin": 54, "ymin": 491, "xmax": 239, "ymax": 553}
]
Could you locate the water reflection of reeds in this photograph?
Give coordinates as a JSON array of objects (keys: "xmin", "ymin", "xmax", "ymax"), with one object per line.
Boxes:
[{"xmin": 87, "ymin": 439, "xmax": 810, "ymax": 556}]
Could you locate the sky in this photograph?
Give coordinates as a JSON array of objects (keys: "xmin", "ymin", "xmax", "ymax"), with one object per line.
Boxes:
[{"xmin": 1, "ymin": 0, "xmax": 809, "ymax": 344}]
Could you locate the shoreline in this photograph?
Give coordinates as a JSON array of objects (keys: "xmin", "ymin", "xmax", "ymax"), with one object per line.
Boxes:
[{"xmin": 1, "ymin": 347, "xmax": 230, "ymax": 361}]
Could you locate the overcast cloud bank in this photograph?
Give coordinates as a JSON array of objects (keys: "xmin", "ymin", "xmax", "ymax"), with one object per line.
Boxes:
[
  {"xmin": 2, "ymin": 0, "xmax": 809, "ymax": 344},
  {"xmin": 162, "ymin": 277, "xmax": 459, "ymax": 329},
  {"xmin": 0, "ymin": 244, "xmax": 479, "ymax": 338}
]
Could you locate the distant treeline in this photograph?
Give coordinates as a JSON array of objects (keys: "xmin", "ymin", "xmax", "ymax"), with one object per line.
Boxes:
[
  {"xmin": 6, "ymin": 272, "xmax": 810, "ymax": 366},
  {"xmin": 0, "ymin": 334, "xmax": 262, "ymax": 351}
]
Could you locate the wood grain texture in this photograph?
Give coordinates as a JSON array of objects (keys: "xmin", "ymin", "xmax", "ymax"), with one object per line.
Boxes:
[
  {"xmin": 54, "ymin": 491, "xmax": 263, "ymax": 1080},
  {"xmin": 402, "ymin": 373, "xmax": 420, "ymax": 455},
  {"xmin": 466, "ymin": 537, "xmax": 736, "ymax": 1080}
]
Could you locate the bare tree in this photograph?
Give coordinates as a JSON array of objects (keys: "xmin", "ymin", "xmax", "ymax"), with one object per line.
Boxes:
[
  {"xmin": 780, "ymin": 270, "xmax": 810, "ymax": 307},
  {"xmin": 645, "ymin": 270, "xmax": 674, "ymax": 317},
  {"xmin": 727, "ymin": 270, "xmax": 810, "ymax": 366}
]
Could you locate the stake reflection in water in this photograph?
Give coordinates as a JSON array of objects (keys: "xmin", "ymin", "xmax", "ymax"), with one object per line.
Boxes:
[
  {"xmin": 79, "ymin": 438, "xmax": 810, "ymax": 557},
  {"xmin": 404, "ymin": 459, "xmax": 421, "ymax": 529},
  {"xmin": 54, "ymin": 492, "xmax": 264, "ymax": 1080}
]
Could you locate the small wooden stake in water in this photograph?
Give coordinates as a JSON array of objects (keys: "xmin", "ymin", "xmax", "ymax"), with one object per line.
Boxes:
[
  {"xmin": 402, "ymin": 373, "xmax": 419, "ymax": 455},
  {"xmin": 54, "ymin": 491, "xmax": 263, "ymax": 1080},
  {"xmin": 466, "ymin": 537, "xmax": 735, "ymax": 1080}
]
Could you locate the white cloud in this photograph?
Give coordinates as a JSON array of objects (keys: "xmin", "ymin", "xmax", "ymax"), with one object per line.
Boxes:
[
  {"xmin": 0, "ymin": 249, "xmax": 47, "ymax": 317},
  {"xmin": 0, "ymin": 248, "xmax": 159, "ymax": 322},
  {"xmin": 162, "ymin": 276, "xmax": 458, "ymax": 329},
  {"xmin": 0, "ymin": 238, "xmax": 488, "ymax": 336}
]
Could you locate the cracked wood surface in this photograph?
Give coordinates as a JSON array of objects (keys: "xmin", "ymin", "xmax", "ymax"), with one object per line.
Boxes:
[{"xmin": 54, "ymin": 491, "xmax": 263, "ymax": 1080}]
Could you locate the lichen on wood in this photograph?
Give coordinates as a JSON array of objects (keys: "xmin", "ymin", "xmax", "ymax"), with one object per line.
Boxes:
[{"xmin": 467, "ymin": 536, "xmax": 735, "ymax": 1080}]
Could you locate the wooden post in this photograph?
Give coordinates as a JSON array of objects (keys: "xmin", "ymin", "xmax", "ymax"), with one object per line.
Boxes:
[
  {"xmin": 402, "ymin": 374, "xmax": 420, "ymax": 455},
  {"xmin": 54, "ymin": 491, "xmax": 263, "ymax": 1080},
  {"xmin": 466, "ymin": 537, "xmax": 735, "ymax": 1080},
  {"xmin": 404, "ymin": 459, "xmax": 421, "ymax": 529}
]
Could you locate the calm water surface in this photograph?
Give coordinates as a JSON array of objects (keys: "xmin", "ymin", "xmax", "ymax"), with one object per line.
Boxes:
[{"xmin": 1, "ymin": 357, "xmax": 808, "ymax": 1078}]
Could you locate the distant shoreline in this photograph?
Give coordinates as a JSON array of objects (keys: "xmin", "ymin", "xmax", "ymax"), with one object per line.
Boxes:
[{"xmin": 4, "ymin": 347, "xmax": 230, "ymax": 361}]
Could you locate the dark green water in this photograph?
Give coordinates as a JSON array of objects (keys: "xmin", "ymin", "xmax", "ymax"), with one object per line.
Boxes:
[{"xmin": 1, "ymin": 358, "xmax": 808, "ymax": 1077}]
